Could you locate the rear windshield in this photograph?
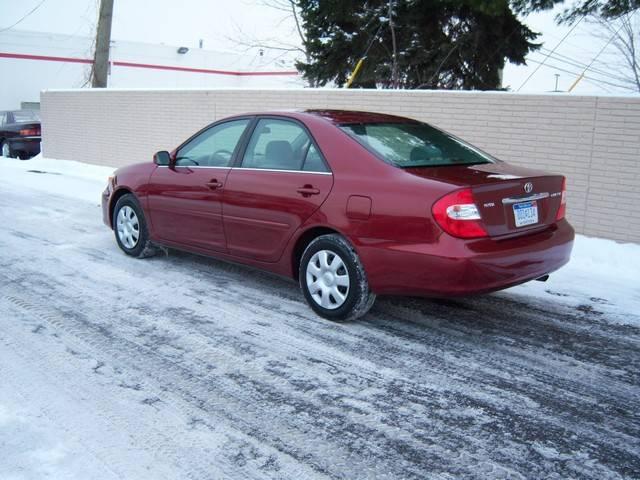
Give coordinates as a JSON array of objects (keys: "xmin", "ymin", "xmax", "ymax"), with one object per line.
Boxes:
[
  {"xmin": 339, "ymin": 122, "xmax": 495, "ymax": 168},
  {"xmin": 12, "ymin": 110, "xmax": 40, "ymax": 122}
]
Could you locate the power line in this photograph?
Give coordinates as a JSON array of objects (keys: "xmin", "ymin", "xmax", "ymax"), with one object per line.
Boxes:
[
  {"xmin": 345, "ymin": 23, "xmax": 384, "ymax": 88},
  {"xmin": 0, "ymin": 0, "xmax": 47, "ymax": 34},
  {"xmin": 516, "ymin": 14, "xmax": 637, "ymax": 93},
  {"xmin": 536, "ymin": 28, "xmax": 601, "ymax": 56},
  {"xmin": 568, "ymin": 13, "xmax": 635, "ymax": 92},
  {"xmin": 528, "ymin": 58, "xmax": 631, "ymax": 90},
  {"xmin": 517, "ymin": 17, "xmax": 584, "ymax": 91},
  {"xmin": 424, "ymin": 44, "xmax": 459, "ymax": 87},
  {"xmin": 532, "ymin": 49, "xmax": 631, "ymax": 84},
  {"xmin": 538, "ymin": 47, "xmax": 619, "ymax": 79},
  {"xmin": 525, "ymin": 57, "xmax": 634, "ymax": 91}
]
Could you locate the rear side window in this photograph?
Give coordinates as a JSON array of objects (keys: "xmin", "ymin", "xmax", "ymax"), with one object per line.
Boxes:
[
  {"xmin": 242, "ymin": 118, "xmax": 329, "ymax": 172},
  {"xmin": 12, "ymin": 110, "xmax": 40, "ymax": 122},
  {"xmin": 303, "ymin": 144, "xmax": 326, "ymax": 172},
  {"xmin": 339, "ymin": 122, "xmax": 495, "ymax": 168}
]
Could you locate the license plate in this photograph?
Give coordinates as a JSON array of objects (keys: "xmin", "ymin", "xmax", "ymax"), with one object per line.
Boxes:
[{"xmin": 513, "ymin": 201, "xmax": 538, "ymax": 227}]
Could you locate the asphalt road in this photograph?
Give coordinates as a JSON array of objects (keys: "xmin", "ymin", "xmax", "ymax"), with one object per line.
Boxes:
[{"xmin": 1, "ymin": 178, "xmax": 638, "ymax": 479}]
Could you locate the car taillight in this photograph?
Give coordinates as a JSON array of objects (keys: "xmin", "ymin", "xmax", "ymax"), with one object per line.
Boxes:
[
  {"xmin": 19, "ymin": 127, "xmax": 40, "ymax": 136},
  {"xmin": 556, "ymin": 177, "xmax": 567, "ymax": 220},
  {"xmin": 432, "ymin": 188, "xmax": 488, "ymax": 239}
]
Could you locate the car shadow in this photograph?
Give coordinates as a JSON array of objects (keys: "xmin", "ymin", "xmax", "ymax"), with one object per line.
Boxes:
[{"xmin": 164, "ymin": 246, "xmax": 638, "ymax": 346}]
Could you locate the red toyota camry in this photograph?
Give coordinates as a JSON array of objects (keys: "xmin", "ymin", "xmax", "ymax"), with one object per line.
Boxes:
[{"xmin": 102, "ymin": 110, "xmax": 574, "ymax": 320}]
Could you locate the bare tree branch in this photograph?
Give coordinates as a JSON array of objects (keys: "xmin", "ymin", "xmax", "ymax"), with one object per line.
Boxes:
[
  {"xmin": 289, "ymin": 0, "xmax": 307, "ymax": 47},
  {"xmin": 590, "ymin": 12, "xmax": 640, "ymax": 92},
  {"xmin": 226, "ymin": 0, "xmax": 311, "ymax": 84}
]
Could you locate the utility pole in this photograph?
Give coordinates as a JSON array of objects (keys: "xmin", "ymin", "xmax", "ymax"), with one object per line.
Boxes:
[
  {"xmin": 92, "ymin": 0, "xmax": 114, "ymax": 88},
  {"xmin": 388, "ymin": 0, "xmax": 398, "ymax": 88}
]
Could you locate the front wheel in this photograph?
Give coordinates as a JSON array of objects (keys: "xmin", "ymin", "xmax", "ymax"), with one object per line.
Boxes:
[
  {"xmin": 112, "ymin": 194, "xmax": 157, "ymax": 258},
  {"xmin": 299, "ymin": 234, "xmax": 376, "ymax": 321}
]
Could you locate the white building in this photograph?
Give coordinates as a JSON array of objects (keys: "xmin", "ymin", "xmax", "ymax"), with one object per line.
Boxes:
[{"xmin": 0, "ymin": 29, "xmax": 304, "ymax": 109}]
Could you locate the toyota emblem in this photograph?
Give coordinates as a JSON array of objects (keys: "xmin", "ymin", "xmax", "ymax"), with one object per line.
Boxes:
[{"xmin": 524, "ymin": 182, "xmax": 533, "ymax": 193}]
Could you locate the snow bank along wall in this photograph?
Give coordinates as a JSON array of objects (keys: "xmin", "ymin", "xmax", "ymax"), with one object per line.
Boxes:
[{"xmin": 41, "ymin": 89, "xmax": 640, "ymax": 243}]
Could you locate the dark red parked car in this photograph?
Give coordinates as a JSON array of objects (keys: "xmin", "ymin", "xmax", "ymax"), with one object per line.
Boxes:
[{"xmin": 102, "ymin": 110, "xmax": 573, "ymax": 320}]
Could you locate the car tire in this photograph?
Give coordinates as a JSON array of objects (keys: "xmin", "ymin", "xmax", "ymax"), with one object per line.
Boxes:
[
  {"xmin": 1, "ymin": 141, "xmax": 15, "ymax": 159},
  {"xmin": 299, "ymin": 234, "xmax": 376, "ymax": 321},
  {"xmin": 112, "ymin": 194, "xmax": 158, "ymax": 258}
]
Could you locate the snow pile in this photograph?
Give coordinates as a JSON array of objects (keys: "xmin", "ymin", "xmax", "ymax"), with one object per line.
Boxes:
[
  {"xmin": 509, "ymin": 234, "xmax": 639, "ymax": 325},
  {"xmin": 2, "ymin": 153, "xmax": 114, "ymax": 181},
  {"xmin": 1, "ymin": 154, "xmax": 113, "ymax": 203}
]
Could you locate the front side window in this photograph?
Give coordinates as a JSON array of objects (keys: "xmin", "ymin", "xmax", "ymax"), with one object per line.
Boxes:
[
  {"xmin": 242, "ymin": 118, "xmax": 328, "ymax": 172},
  {"xmin": 339, "ymin": 122, "xmax": 496, "ymax": 168},
  {"xmin": 176, "ymin": 119, "xmax": 249, "ymax": 167}
]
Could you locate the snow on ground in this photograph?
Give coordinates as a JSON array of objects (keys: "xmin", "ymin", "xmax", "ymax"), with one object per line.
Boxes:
[
  {"xmin": 509, "ymin": 236, "xmax": 640, "ymax": 327},
  {"xmin": 1, "ymin": 154, "xmax": 639, "ymax": 479},
  {"xmin": 1, "ymin": 153, "xmax": 114, "ymax": 203}
]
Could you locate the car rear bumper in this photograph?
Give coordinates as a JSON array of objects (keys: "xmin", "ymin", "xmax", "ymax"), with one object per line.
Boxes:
[
  {"xmin": 360, "ymin": 219, "xmax": 575, "ymax": 297},
  {"xmin": 8, "ymin": 136, "xmax": 41, "ymax": 155}
]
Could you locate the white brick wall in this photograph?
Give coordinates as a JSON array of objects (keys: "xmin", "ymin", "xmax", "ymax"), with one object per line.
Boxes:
[{"xmin": 41, "ymin": 89, "xmax": 640, "ymax": 243}]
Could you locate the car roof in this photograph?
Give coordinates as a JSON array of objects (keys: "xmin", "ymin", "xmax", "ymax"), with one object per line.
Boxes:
[
  {"xmin": 303, "ymin": 109, "xmax": 414, "ymax": 124},
  {"xmin": 234, "ymin": 109, "xmax": 416, "ymax": 125},
  {"xmin": 2, "ymin": 110, "xmax": 37, "ymax": 114}
]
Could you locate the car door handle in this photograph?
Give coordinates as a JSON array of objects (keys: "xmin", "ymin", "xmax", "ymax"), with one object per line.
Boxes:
[
  {"xmin": 296, "ymin": 186, "xmax": 320, "ymax": 197},
  {"xmin": 205, "ymin": 180, "xmax": 224, "ymax": 190}
]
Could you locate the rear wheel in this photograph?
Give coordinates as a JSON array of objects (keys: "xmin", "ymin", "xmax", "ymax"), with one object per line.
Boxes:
[
  {"xmin": 299, "ymin": 234, "xmax": 376, "ymax": 321},
  {"xmin": 1, "ymin": 141, "xmax": 15, "ymax": 158},
  {"xmin": 112, "ymin": 194, "xmax": 157, "ymax": 258}
]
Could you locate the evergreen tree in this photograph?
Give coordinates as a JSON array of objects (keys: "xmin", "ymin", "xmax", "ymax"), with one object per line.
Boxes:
[{"xmin": 296, "ymin": 0, "xmax": 540, "ymax": 89}]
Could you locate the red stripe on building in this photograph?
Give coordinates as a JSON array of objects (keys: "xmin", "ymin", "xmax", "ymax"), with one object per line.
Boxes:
[
  {"xmin": 112, "ymin": 60, "xmax": 298, "ymax": 76},
  {"xmin": 0, "ymin": 52, "xmax": 93, "ymax": 65},
  {"xmin": 0, "ymin": 51, "xmax": 299, "ymax": 77}
]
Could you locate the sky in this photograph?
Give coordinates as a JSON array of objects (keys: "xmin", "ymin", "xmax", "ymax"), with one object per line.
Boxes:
[{"xmin": 0, "ymin": 0, "xmax": 635, "ymax": 94}]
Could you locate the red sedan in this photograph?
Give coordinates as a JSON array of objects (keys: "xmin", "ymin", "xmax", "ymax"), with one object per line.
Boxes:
[{"xmin": 102, "ymin": 110, "xmax": 574, "ymax": 320}]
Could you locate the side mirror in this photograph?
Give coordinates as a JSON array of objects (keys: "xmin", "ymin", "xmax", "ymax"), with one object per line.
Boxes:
[{"xmin": 153, "ymin": 150, "xmax": 171, "ymax": 166}]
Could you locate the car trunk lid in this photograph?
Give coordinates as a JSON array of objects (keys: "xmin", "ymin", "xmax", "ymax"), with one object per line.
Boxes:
[{"xmin": 404, "ymin": 162, "xmax": 565, "ymax": 238}]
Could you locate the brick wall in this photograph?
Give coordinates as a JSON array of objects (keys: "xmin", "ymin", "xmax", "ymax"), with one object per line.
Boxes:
[{"xmin": 41, "ymin": 89, "xmax": 640, "ymax": 243}]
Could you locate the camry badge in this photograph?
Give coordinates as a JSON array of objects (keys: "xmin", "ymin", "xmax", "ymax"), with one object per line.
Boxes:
[{"xmin": 524, "ymin": 182, "xmax": 533, "ymax": 193}]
